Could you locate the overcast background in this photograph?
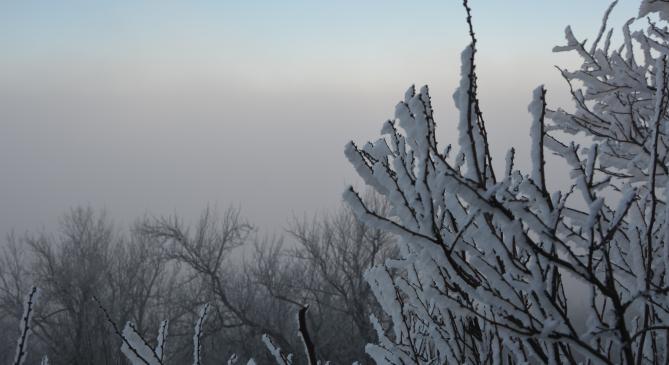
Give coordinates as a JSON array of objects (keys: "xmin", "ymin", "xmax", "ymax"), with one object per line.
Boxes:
[{"xmin": 0, "ymin": 0, "xmax": 643, "ymax": 237}]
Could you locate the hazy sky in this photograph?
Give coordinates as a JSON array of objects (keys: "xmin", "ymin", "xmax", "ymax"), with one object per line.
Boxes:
[{"xmin": 0, "ymin": 0, "xmax": 645, "ymax": 236}]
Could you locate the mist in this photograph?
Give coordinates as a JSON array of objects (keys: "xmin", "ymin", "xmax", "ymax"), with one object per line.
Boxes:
[{"xmin": 0, "ymin": 0, "xmax": 641, "ymax": 236}]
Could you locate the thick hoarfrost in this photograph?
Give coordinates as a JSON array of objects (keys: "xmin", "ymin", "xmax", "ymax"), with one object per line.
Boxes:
[
  {"xmin": 13, "ymin": 287, "xmax": 39, "ymax": 365},
  {"xmin": 640, "ymin": 0, "xmax": 669, "ymax": 21},
  {"xmin": 111, "ymin": 301, "xmax": 301, "ymax": 365},
  {"xmin": 345, "ymin": 1, "xmax": 669, "ymax": 364}
]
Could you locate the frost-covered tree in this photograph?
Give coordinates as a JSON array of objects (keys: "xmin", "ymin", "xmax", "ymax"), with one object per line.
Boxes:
[{"xmin": 345, "ymin": 1, "xmax": 669, "ymax": 363}]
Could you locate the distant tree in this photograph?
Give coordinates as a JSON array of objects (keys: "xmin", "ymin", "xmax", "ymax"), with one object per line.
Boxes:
[
  {"xmin": 135, "ymin": 198, "xmax": 396, "ymax": 364},
  {"xmin": 1, "ymin": 202, "xmax": 394, "ymax": 364},
  {"xmin": 26, "ymin": 207, "xmax": 116, "ymax": 364},
  {"xmin": 139, "ymin": 207, "xmax": 299, "ymax": 363},
  {"xmin": 254, "ymin": 193, "xmax": 395, "ymax": 364},
  {"xmin": 0, "ymin": 207, "xmax": 176, "ymax": 365},
  {"xmin": 345, "ymin": 1, "xmax": 669, "ymax": 363}
]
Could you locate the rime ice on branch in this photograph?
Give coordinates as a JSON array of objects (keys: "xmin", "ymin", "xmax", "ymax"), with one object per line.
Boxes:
[
  {"xmin": 13, "ymin": 287, "xmax": 39, "ymax": 365},
  {"xmin": 345, "ymin": 1, "xmax": 669, "ymax": 364}
]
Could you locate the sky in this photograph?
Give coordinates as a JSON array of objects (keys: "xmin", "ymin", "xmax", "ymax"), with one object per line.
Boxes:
[{"xmin": 0, "ymin": 0, "xmax": 646, "ymax": 237}]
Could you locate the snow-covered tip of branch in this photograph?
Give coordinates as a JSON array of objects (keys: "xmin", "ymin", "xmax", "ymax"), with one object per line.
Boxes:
[
  {"xmin": 120, "ymin": 322, "xmax": 163, "ymax": 365},
  {"xmin": 155, "ymin": 320, "xmax": 168, "ymax": 363},
  {"xmin": 528, "ymin": 85, "xmax": 548, "ymax": 194},
  {"xmin": 193, "ymin": 303, "xmax": 209, "ymax": 365},
  {"xmin": 639, "ymin": 0, "xmax": 669, "ymax": 21},
  {"xmin": 96, "ymin": 295, "xmax": 166, "ymax": 365},
  {"xmin": 13, "ymin": 286, "xmax": 40, "ymax": 365},
  {"xmin": 227, "ymin": 353, "xmax": 238, "ymax": 365},
  {"xmin": 262, "ymin": 334, "xmax": 293, "ymax": 365}
]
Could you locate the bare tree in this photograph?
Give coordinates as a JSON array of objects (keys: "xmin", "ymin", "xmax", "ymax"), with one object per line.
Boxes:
[{"xmin": 139, "ymin": 207, "xmax": 299, "ymax": 363}]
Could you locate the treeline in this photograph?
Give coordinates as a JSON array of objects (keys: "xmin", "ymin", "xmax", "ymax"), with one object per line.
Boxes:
[{"xmin": 0, "ymin": 194, "xmax": 394, "ymax": 365}]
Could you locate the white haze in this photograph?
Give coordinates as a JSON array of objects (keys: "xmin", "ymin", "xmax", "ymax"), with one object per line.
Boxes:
[{"xmin": 0, "ymin": 0, "xmax": 641, "ymax": 236}]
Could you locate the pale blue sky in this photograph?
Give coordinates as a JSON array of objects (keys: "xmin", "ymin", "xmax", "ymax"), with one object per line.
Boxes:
[
  {"xmin": 0, "ymin": 1, "xmax": 647, "ymax": 235},
  {"xmin": 0, "ymin": 1, "xmax": 640, "ymax": 85}
]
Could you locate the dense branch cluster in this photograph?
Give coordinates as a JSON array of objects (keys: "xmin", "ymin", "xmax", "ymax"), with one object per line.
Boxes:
[{"xmin": 345, "ymin": 1, "xmax": 669, "ymax": 364}]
